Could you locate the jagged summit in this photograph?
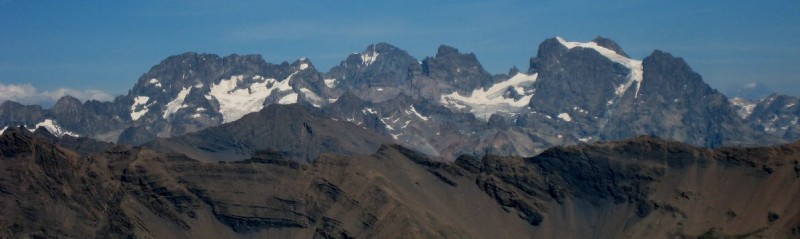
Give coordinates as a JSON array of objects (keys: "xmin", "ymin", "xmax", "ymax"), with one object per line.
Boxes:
[{"xmin": 435, "ymin": 44, "xmax": 460, "ymax": 57}]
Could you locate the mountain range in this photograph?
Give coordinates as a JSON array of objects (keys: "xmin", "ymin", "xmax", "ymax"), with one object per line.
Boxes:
[{"xmin": 1, "ymin": 36, "xmax": 797, "ymax": 161}]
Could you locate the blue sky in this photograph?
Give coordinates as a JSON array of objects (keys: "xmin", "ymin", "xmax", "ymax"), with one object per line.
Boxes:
[{"xmin": 1, "ymin": 1, "xmax": 798, "ymax": 104}]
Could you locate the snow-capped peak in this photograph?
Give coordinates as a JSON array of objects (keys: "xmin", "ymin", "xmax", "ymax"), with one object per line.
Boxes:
[{"xmin": 556, "ymin": 36, "xmax": 643, "ymax": 98}]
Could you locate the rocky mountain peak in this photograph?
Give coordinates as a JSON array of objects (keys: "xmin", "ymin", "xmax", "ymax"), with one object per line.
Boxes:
[
  {"xmin": 528, "ymin": 37, "xmax": 633, "ymax": 119},
  {"xmin": 51, "ymin": 96, "xmax": 82, "ymax": 114},
  {"xmin": 639, "ymin": 50, "xmax": 714, "ymax": 98},
  {"xmin": 422, "ymin": 44, "xmax": 491, "ymax": 93},
  {"xmin": 435, "ymin": 44, "xmax": 460, "ymax": 57},
  {"xmin": 326, "ymin": 42, "xmax": 422, "ymax": 102}
]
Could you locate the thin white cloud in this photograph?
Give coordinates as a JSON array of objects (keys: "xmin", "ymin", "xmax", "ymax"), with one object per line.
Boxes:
[{"xmin": 0, "ymin": 82, "xmax": 114, "ymax": 106}]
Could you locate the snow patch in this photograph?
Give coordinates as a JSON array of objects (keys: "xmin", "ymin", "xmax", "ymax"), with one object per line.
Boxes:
[
  {"xmin": 557, "ymin": 113, "xmax": 572, "ymax": 122},
  {"xmin": 34, "ymin": 119, "xmax": 79, "ymax": 137},
  {"xmin": 148, "ymin": 78, "xmax": 162, "ymax": 88},
  {"xmin": 361, "ymin": 45, "xmax": 379, "ymax": 66},
  {"xmin": 299, "ymin": 63, "xmax": 309, "ymax": 70},
  {"xmin": 163, "ymin": 87, "xmax": 192, "ymax": 119},
  {"xmin": 0, "ymin": 126, "xmax": 7, "ymax": 135},
  {"xmin": 406, "ymin": 105, "xmax": 429, "ymax": 121},
  {"xmin": 556, "ymin": 37, "xmax": 643, "ymax": 98},
  {"xmin": 729, "ymin": 97, "xmax": 756, "ymax": 119},
  {"xmin": 440, "ymin": 72, "xmax": 538, "ymax": 120},
  {"xmin": 130, "ymin": 96, "xmax": 152, "ymax": 121},
  {"xmin": 300, "ymin": 88, "xmax": 324, "ymax": 108},
  {"xmin": 278, "ymin": 93, "xmax": 298, "ymax": 104},
  {"xmin": 362, "ymin": 107, "xmax": 378, "ymax": 115},
  {"xmin": 324, "ymin": 78, "xmax": 337, "ymax": 88},
  {"xmin": 208, "ymin": 74, "xmax": 295, "ymax": 123}
]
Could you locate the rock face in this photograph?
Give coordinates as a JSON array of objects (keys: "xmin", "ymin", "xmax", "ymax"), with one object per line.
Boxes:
[
  {"xmin": 327, "ymin": 43, "xmax": 423, "ymax": 102},
  {"xmin": 421, "ymin": 45, "xmax": 495, "ymax": 94},
  {"xmin": 0, "ymin": 36, "xmax": 796, "ymax": 158},
  {"xmin": 602, "ymin": 50, "xmax": 763, "ymax": 147},
  {"xmin": 2, "ymin": 127, "xmax": 799, "ymax": 238}
]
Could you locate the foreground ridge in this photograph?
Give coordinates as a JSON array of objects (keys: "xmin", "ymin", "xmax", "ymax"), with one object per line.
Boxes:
[{"xmin": 1, "ymin": 129, "xmax": 798, "ymax": 238}]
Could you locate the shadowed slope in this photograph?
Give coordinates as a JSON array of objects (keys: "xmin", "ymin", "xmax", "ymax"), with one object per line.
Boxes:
[{"xmin": 147, "ymin": 104, "xmax": 392, "ymax": 163}]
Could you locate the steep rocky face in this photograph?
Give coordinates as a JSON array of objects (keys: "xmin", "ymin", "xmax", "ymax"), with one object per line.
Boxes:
[
  {"xmin": 421, "ymin": 45, "xmax": 494, "ymax": 94},
  {"xmin": 517, "ymin": 37, "xmax": 779, "ymax": 149},
  {"xmin": 528, "ymin": 37, "xmax": 632, "ymax": 124},
  {"xmin": 603, "ymin": 50, "xmax": 769, "ymax": 147},
  {"xmin": 0, "ymin": 101, "xmax": 45, "ymax": 126},
  {"xmin": 48, "ymin": 96, "xmax": 130, "ymax": 141},
  {"xmin": 2, "ymin": 128, "xmax": 799, "ymax": 238}
]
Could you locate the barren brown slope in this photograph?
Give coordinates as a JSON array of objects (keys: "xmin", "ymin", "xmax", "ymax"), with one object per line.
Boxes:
[
  {"xmin": 457, "ymin": 136, "xmax": 800, "ymax": 238},
  {"xmin": 0, "ymin": 129, "xmax": 536, "ymax": 238},
  {"xmin": 1, "ymin": 127, "xmax": 799, "ymax": 238}
]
